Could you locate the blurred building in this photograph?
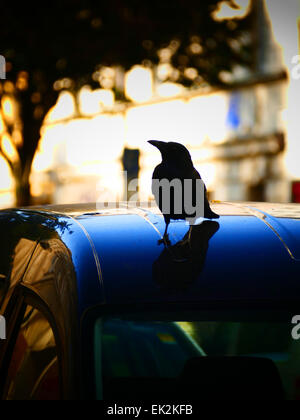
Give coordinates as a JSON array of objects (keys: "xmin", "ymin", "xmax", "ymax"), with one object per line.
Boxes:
[{"xmin": 10, "ymin": 0, "xmax": 300, "ymax": 206}]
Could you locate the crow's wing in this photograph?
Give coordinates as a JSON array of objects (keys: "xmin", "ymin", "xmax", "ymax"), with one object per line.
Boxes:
[
  {"xmin": 152, "ymin": 163, "xmax": 219, "ymax": 220},
  {"xmin": 192, "ymin": 167, "xmax": 219, "ymax": 219}
]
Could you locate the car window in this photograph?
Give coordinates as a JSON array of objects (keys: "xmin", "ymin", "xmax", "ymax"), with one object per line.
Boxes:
[
  {"xmin": 188, "ymin": 321, "xmax": 298, "ymax": 400},
  {"xmin": 98, "ymin": 319, "xmax": 204, "ymax": 379},
  {"xmin": 93, "ymin": 318, "xmax": 298, "ymax": 400},
  {"xmin": 5, "ymin": 305, "xmax": 61, "ymax": 400},
  {"xmin": 94, "ymin": 319, "xmax": 205, "ymax": 399}
]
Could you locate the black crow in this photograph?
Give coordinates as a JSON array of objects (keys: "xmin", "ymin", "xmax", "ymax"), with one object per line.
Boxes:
[{"xmin": 148, "ymin": 140, "xmax": 219, "ymax": 245}]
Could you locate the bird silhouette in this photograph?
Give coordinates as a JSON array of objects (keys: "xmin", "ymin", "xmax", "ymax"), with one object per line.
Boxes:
[{"xmin": 148, "ymin": 140, "xmax": 219, "ymax": 246}]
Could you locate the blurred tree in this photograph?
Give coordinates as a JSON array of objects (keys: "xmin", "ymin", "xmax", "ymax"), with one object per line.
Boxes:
[{"xmin": 0, "ymin": 0, "xmax": 255, "ymax": 206}]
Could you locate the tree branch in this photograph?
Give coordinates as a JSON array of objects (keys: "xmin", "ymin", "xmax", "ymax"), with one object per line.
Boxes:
[{"xmin": 0, "ymin": 135, "xmax": 16, "ymax": 175}]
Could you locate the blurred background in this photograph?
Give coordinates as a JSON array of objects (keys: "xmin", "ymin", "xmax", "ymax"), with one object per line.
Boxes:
[{"xmin": 0, "ymin": 0, "xmax": 299, "ymax": 208}]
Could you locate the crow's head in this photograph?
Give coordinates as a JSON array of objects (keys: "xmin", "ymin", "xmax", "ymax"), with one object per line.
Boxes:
[{"xmin": 148, "ymin": 140, "xmax": 192, "ymax": 164}]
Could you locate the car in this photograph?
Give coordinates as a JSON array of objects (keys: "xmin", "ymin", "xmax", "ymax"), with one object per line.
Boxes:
[{"xmin": 0, "ymin": 201, "xmax": 300, "ymax": 401}]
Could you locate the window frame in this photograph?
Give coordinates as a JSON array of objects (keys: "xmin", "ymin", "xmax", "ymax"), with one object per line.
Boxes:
[
  {"xmin": 0, "ymin": 285, "xmax": 65, "ymax": 400},
  {"xmin": 80, "ymin": 302, "xmax": 300, "ymax": 400}
]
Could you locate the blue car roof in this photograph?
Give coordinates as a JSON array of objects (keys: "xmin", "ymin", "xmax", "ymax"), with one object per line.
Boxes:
[{"xmin": 3, "ymin": 202, "xmax": 300, "ymax": 316}]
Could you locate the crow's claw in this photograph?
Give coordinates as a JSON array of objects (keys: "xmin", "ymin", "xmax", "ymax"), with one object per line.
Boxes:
[{"xmin": 158, "ymin": 235, "xmax": 171, "ymax": 247}]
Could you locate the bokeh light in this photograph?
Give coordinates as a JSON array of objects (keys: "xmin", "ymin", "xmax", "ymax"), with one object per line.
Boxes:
[
  {"xmin": 214, "ymin": 0, "xmax": 251, "ymax": 20},
  {"xmin": 125, "ymin": 66, "xmax": 153, "ymax": 103}
]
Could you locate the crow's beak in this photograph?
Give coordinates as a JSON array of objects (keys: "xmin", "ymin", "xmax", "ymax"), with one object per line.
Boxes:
[{"xmin": 148, "ymin": 140, "xmax": 167, "ymax": 152}]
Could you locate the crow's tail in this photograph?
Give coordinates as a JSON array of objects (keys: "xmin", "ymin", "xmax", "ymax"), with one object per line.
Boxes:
[{"xmin": 204, "ymin": 208, "xmax": 220, "ymax": 220}]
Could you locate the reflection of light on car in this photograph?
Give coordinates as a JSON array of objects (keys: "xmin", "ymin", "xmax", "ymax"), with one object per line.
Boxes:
[{"xmin": 6, "ymin": 306, "xmax": 59, "ymax": 400}]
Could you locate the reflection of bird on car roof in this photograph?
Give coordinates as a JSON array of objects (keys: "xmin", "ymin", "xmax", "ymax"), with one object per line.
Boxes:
[{"xmin": 153, "ymin": 221, "xmax": 220, "ymax": 292}]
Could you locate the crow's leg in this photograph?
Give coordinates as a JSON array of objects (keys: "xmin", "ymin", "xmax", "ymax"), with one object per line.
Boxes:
[
  {"xmin": 187, "ymin": 225, "xmax": 193, "ymax": 244},
  {"xmin": 158, "ymin": 218, "xmax": 171, "ymax": 247},
  {"xmin": 179, "ymin": 225, "xmax": 193, "ymax": 249}
]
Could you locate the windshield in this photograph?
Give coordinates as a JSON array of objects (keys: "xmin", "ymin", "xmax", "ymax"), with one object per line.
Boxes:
[{"xmin": 93, "ymin": 316, "xmax": 300, "ymax": 401}]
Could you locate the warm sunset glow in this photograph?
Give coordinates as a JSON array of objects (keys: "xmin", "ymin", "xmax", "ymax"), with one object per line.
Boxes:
[
  {"xmin": 46, "ymin": 91, "xmax": 75, "ymax": 123},
  {"xmin": 96, "ymin": 89, "xmax": 115, "ymax": 108},
  {"xmin": 188, "ymin": 93, "xmax": 228, "ymax": 144},
  {"xmin": 64, "ymin": 115, "xmax": 125, "ymax": 169},
  {"xmin": 156, "ymin": 83, "xmax": 185, "ymax": 98},
  {"xmin": 12, "ymin": 1, "xmax": 300, "ymax": 208},
  {"xmin": 1, "ymin": 96, "xmax": 15, "ymax": 122},
  {"xmin": 125, "ymin": 99, "xmax": 186, "ymax": 149},
  {"xmin": 33, "ymin": 106, "xmax": 126, "ymax": 204},
  {"xmin": 265, "ymin": 0, "xmax": 300, "ymax": 180},
  {"xmin": 1, "ymin": 134, "xmax": 17, "ymax": 162},
  {"xmin": 195, "ymin": 162, "xmax": 217, "ymax": 190},
  {"xmin": 0, "ymin": 113, "xmax": 5, "ymax": 134},
  {"xmin": 0, "ymin": 192, "xmax": 14, "ymax": 207},
  {"xmin": 0, "ymin": 156, "xmax": 13, "ymax": 189},
  {"xmin": 125, "ymin": 66, "xmax": 153, "ymax": 103},
  {"xmin": 79, "ymin": 86, "xmax": 100, "ymax": 116},
  {"xmin": 33, "ymin": 124, "xmax": 64, "ymax": 172},
  {"xmin": 32, "ymin": 53, "xmax": 233, "ymax": 205}
]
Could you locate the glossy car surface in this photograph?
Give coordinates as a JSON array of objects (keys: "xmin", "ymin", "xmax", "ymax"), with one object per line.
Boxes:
[{"xmin": 0, "ymin": 201, "xmax": 300, "ymax": 400}]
